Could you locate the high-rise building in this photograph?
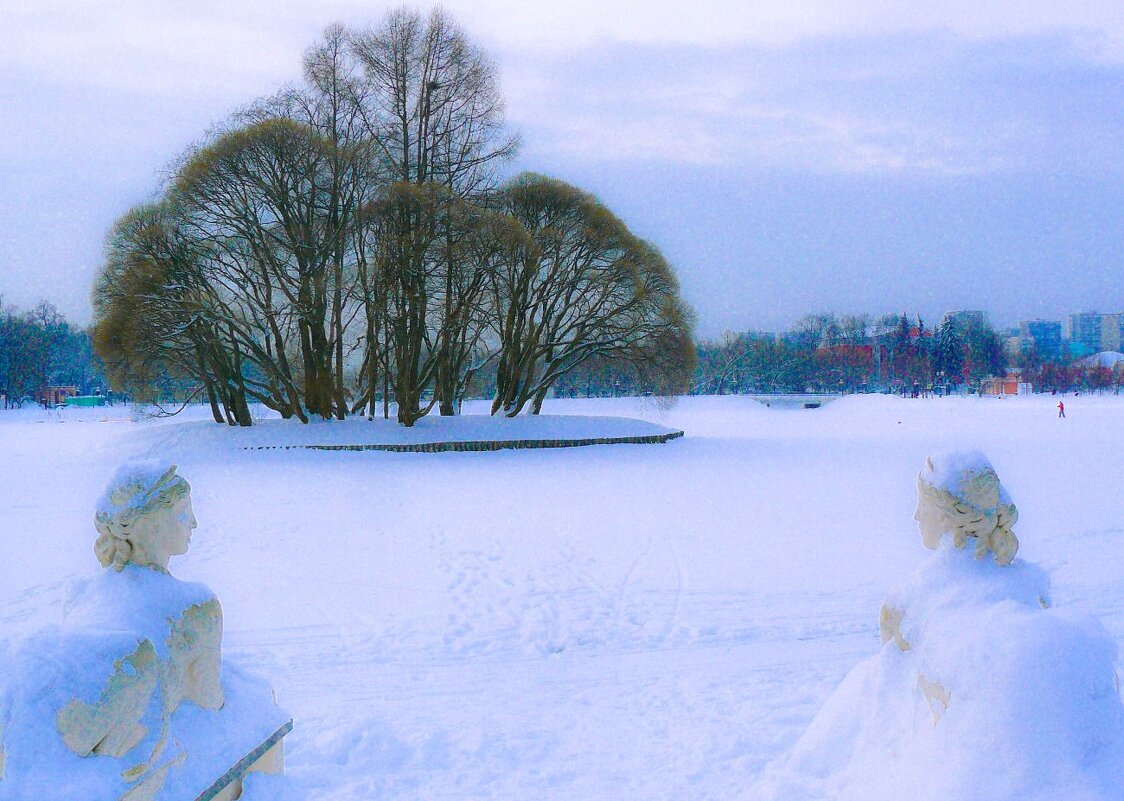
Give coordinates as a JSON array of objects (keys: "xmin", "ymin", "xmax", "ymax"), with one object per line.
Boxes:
[
  {"xmin": 1101, "ymin": 313, "xmax": 1123, "ymax": 353},
  {"xmin": 1067, "ymin": 312, "xmax": 1103, "ymax": 357},
  {"xmin": 942, "ymin": 310, "xmax": 987, "ymax": 330},
  {"xmin": 1019, "ymin": 319, "xmax": 1062, "ymax": 361}
]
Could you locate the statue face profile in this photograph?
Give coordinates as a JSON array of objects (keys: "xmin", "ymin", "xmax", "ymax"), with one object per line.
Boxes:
[
  {"xmin": 913, "ymin": 491, "xmax": 948, "ymax": 551},
  {"xmin": 128, "ymin": 493, "xmax": 197, "ymax": 571},
  {"xmin": 94, "ymin": 462, "xmax": 195, "ymax": 573}
]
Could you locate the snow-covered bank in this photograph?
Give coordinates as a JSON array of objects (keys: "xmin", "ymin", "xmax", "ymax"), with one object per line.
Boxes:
[
  {"xmin": 135, "ymin": 409, "xmax": 681, "ymax": 455},
  {"xmin": 1, "ymin": 394, "xmax": 1121, "ymax": 799}
]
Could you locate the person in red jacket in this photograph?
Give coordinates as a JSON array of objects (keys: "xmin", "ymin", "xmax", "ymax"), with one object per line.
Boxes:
[{"xmin": 1058, "ymin": 400, "xmax": 1066, "ymax": 418}]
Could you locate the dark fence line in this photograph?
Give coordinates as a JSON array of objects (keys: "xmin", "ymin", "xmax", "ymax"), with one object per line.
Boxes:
[{"xmin": 243, "ymin": 431, "xmax": 684, "ymax": 453}]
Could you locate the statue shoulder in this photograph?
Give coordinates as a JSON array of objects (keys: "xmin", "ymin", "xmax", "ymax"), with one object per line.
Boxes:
[{"xmin": 62, "ymin": 567, "xmax": 218, "ymax": 644}]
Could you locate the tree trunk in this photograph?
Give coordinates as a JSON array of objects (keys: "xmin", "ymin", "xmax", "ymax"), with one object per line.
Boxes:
[
  {"xmin": 531, "ymin": 386, "xmax": 548, "ymax": 414},
  {"xmin": 333, "ymin": 270, "xmax": 346, "ymax": 420},
  {"xmin": 204, "ymin": 379, "xmax": 223, "ymax": 424}
]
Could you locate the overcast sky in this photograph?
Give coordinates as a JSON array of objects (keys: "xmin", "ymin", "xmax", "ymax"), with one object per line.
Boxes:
[{"xmin": 1, "ymin": 1, "xmax": 1121, "ymax": 337}]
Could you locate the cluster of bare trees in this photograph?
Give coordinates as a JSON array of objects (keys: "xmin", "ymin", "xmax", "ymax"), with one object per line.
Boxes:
[
  {"xmin": 93, "ymin": 9, "xmax": 695, "ymax": 426},
  {"xmin": 694, "ymin": 311, "xmax": 1042, "ymax": 395},
  {"xmin": 0, "ymin": 299, "xmax": 103, "ymax": 406},
  {"xmin": 694, "ymin": 313, "xmax": 938, "ymax": 395}
]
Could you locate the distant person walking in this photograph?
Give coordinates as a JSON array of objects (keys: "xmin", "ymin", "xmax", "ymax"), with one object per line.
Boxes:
[{"xmin": 1058, "ymin": 400, "xmax": 1066, "ymax": 418}]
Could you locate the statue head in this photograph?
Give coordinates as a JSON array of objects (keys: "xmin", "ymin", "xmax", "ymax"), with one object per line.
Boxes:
[
  {"xmin": 914, "ymin": 452, "xmax": 1019, "ymax": 565},
  {"xmin": 93, "ymin": 462, "xmax": 196, "ymax": 573}
]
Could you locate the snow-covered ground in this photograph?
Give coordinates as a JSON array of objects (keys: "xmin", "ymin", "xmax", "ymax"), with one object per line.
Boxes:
[{"xmin": 1, "ymin": 394, "xmax": 1121, "ymax": 799}]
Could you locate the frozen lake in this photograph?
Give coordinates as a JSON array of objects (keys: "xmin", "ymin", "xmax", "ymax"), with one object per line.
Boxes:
[{"xmin": 1, "ymin": 394, "xmax": 1121, "ymax": 799}]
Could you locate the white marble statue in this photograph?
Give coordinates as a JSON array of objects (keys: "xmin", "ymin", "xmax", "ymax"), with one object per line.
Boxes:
[
  {"xmin": 758, "ymin": 451, "xmax": 1124, "ymax": 801},
  {"xmin": 70, "ymin": 464, "xmax": 223, "ymax": 742},
  {"xmin": 64, "ymin": 463, "xmax": 225, "ymax": 798},
  {"xmin": 94, "ymin": 463, "xmax": 198, "ymax": 573},
  {"xmin": 0, "ymin": 461, "xmax": 287, "ymax": 801},
  {"xmin": 881, "ymin": 452, "xmax": 1020, "ymax": 659}
]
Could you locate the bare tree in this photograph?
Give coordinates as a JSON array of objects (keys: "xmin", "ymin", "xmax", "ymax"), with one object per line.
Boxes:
[
  {"xmin": 357, "ymin": 181, "xmax": 510, "ymax": 424},
  {"xmin": 172, "ymin": 118, "xmax": 357, "ymax": 421},
  {"xmin": 695, "ymin": 331, "xmax": 754, "ymax": 395},
  {"xmin": 490, "ymin": 174, "xmax": 695, "ymax": 416},
  {"xmin": 296, "ymin": 24, "xmax": 376, "ymax": 418},
  {"xmin": 361, "ymin": 182, "xmax": 444, "ymax": 426},
  {"xmin": 839, "ymin": 313, "xmax": 870, "ymax": 345},
  {"xmin": 348, "ymin": 7, "xmax": 517, "ymax": 192},
  {"xmin": 93, "ymin": 9, "xmax": 694, "ymax": 426},
  {"xmin": 349, "ymin": 7, "xmax": 518, "ymax": 417},
  {"xmin": 791, "ymin": 313, "xmax": 841, "ymax": 350},
  {"xmin": 93, "ymin": 203, "xmax": 261, "ymax": 424}
]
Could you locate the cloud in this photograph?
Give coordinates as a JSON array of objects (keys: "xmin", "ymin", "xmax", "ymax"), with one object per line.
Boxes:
[
  {"xmin": 5, "ymin": 1, "xmax": 1121, "ymax": 96},
  {"xmin": 454, "ymin": 0, "xmax": 1124, "ymax": 61},
  {"xmin": 1, "ymin": 1, "xmax": 1120, "ymax": 326},
  {"xmin": 504, "ymin": 33, "xmax": 1124, "ymax": 176},
  {"xmin": 4, "ymin": 2, "xmax": 1119, "ymax": 178},
  {"xmin": 1, "ymin": 4, "xmax": 302, "ymax": 99}
]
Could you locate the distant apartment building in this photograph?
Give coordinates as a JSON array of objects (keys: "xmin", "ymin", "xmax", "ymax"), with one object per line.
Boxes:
[
  {"xmin": 1101, "ymin": 313, "xmax": 1123, "ymax": 352},
  {"xmin": 942, "ymin": 310, "xmax": 987, "ymax": 330},
  {"xmin": 1067, "ymin": 312, "xmax": 1104, "ymax": 357},
  {"xmin": 1019, "ymin": 319, "xmax": 1062, "ymax": 360}
]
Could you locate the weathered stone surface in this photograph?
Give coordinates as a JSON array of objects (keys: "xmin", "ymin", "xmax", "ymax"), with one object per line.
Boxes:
[
  {"xmin": 878, "ymin": 603, "xmax": 911, "ymax": 651},
  {"xmin": 165, "ymin": 598, "xmax": 224, "ymax": 714},
  {"xmin": 916, "ymin": 672, "xmax": 951, "ymax": 723},
  {"xmin": 56, "ymin": 639, "xmax": 159, "ymax": 758}
]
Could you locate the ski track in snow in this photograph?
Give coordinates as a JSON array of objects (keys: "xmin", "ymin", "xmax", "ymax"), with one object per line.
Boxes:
[{"xmin": 1, "ymin": 395, "xmax": 1122, "ymax": 799}]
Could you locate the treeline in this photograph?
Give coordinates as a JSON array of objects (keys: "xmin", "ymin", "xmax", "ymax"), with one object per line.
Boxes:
[
  {"xmin": 92, "ymin": 8, "xmax": 695, "ymax": 427},
  {"xmin": 1023, "ymin": 360, "xmax": 1121, "ymax": 394},
  {"xmin": 694, "ymin": 313, "xmax": 998, "ymax": 394},
  {"xmin": 4, "ymin": 293, "xmax": 1116, "ymax": 410},
  {"xmin": 0, "ymin": 299, "xmax": 104, "ymax": 406},
  {"xmin": 691, "ymin": 312, "xmax": 1121, "ymax": 396}
]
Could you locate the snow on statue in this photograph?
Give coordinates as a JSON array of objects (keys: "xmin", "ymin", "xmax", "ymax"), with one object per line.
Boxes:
[
  {"xmin": 0, "ymin": 461, "xmax": 291, "ymax": 801},
  {"xmin": 755, "ymin": 451, "xmax": 1124, "ymax": 801}
]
